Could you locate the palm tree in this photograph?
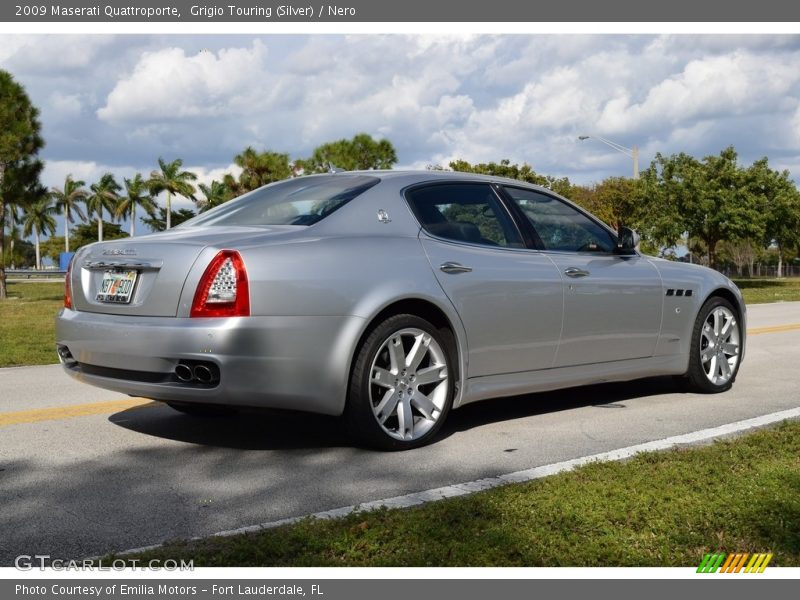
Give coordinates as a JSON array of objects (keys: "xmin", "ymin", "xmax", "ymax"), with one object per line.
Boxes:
[
  {"xmin": 86, "ymin": 173, "xmax": 121, "ymax": 242},
  {"xmin": 233, "ymin": 147, "xmax": 291, "ymax": 192},
  {"xmin": 222, "ymin": 172, "xmax": 245, "ymax": 198},
  {"xmin": 50, "ymin": 175, "xmax": 87, "ymax": 253},
  {"xmin": 116, "ymin": 173, "xmax": 157, "ymax": 237},
  {"xmin": 22, "ymin": 196, "xmax": 57, "ymax": 269},
  {"xmin": 197, "ymin": 180, "xmax": 232, "ymax": 213},
  {"xmin": 148, "ymin": 158, "xmax": 197, "ymax": 230},
  {"xmin": 7, "ymin": 180, "xmax": 47, "ymax": 268}
]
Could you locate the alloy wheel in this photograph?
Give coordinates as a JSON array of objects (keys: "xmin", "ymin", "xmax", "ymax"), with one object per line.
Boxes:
[
  {"xmin": 368, "ymin": 327, "xmax": 449, "ymax": 441},
  {"xmin": 699, "ymin": 305, "xmax": 741, "ymax": 385}
]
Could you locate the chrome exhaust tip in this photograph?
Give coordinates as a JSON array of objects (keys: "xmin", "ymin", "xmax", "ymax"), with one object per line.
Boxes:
[
  {"xmin": 56, "ymin": 344, "xmax": 76, "ymax": 366},
  {"xmin": 193, "ymin": 364, "xmax": 214, "ymax": 384},
  {"xmin": 175, "ymin": 363, "xmax": 194, "ymax": 382}
]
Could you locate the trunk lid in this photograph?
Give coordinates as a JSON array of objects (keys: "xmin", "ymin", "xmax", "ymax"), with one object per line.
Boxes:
[{"xmin": 71, "ymin": 226, "xmax": 298, "ymax": 317}]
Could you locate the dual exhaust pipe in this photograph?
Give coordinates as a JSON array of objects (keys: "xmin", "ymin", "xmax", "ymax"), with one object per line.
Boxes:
[{"xmin": 174, "ymin": 361, "xmax": 219, "ymax": 385}]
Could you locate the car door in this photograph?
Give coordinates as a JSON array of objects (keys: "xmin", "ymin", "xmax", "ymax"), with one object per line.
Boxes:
[
  {"xmin": 406, "ymin": 182, "xmax": 564, "ymax": 378},
  {"xmin": 500, "ymin": 186, "xmax": 663, "ymax": 367}
]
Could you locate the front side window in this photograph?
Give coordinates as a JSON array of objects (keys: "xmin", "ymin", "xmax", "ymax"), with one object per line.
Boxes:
[
  {"xmin": 503, "ymin": 187, "xmax": 616, "ymax": 253},
  {"xmin": 406, "ymin": 183, "xmax": 523, "ymax": 248},
  {"xmin": 182, "ymin": 175, "xmax": 379, "ymax": 228}
]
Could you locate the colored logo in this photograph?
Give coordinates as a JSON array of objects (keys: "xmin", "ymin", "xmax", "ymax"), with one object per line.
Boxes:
[{"xmin": 697, "ymin": 552, "xmax": 773, "ymax": 573}]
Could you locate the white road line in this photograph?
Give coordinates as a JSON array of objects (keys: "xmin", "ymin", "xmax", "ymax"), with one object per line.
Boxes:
[{"xmin": 108, "ymin": 406, "xmax": 800, "ymax": 559}]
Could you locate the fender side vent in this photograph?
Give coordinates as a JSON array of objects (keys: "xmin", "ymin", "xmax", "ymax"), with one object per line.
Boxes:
[{"xmin": 666, "ymin": 288, "xmax": 693, "ymax": 297}]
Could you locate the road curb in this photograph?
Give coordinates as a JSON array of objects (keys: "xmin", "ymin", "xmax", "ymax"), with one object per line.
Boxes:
[{"xmin": 103, "ymin": 406, "xmax": 800, "ymax": 559}]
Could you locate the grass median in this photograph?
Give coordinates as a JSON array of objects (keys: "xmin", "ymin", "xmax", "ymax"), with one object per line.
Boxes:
[
  {"xmin": 0, "ymin": 278, "xmax": 799, "ymax": 368},
  {"xmin": 0, "ymin": 281, "xmax": 63, "ymax": 367},
  {"xmin": 732, "ymin": 277, "xmax": 800, "ymax": 304},
  {"xmin": 112, "ymin": 420, "xmax": 800, "ymax": 567}
]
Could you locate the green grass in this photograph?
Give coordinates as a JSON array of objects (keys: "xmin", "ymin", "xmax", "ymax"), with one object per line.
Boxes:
[
  {"xmin": 115, "ymin": 421, "xmax": 800, "ymax": 567},
  {"xmin": 734, "ymin": 278, "xmax": 800, "ymax": 304},
  {"xmin": 0, "ymin": 281, "xmax": 63, "ymax": 367}
]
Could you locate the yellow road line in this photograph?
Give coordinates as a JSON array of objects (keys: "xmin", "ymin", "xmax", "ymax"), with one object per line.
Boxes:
[
  {"xmin": 0, "ymin": 398, "xmax": 155, "ymax": 428},
  {"xmin": 747, "ymin": 323, "xmax": 800, "ymax": 336}
]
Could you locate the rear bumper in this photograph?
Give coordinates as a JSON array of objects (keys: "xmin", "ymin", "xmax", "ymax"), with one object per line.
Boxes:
[{"xmin": 55, "ymin": 308, "xmax": 366, "ymax": 415}]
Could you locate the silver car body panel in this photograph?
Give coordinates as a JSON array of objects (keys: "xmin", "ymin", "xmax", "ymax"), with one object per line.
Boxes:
[
  {"xmin": 58, "ymin": 310, "xmax": 365, "ymax": 415},
  {"xmin": 463, "ymin": 354, "xmax": 689, "ymax": 405},
  {"xmin": 547, "ymin": 252, "xmax": 663, "ymax": 367},
  {"xmin": 420, "ymin": 235, "xmax": 563, "ymax": 377},
  {"xmin": 647, "ymin": 257, "xmax": 746, "ymax": 363},
  {"xmin": 56, "ymin": 170, "xmax": 746, "ymax": 416}
]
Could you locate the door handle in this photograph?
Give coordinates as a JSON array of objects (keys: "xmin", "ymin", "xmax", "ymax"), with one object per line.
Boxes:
[
  {"xmin": 564, "ymin": 267, "xmax": 590, "ymax": 278},
  {"xmin": 440, "ymin": 261, "xmax": 473, "ymax": 274}
]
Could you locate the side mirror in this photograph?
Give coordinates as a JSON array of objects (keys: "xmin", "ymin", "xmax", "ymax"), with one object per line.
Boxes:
[{"xmin": 616, "ymin": 226, "xmax": 640, "ymax": 256}]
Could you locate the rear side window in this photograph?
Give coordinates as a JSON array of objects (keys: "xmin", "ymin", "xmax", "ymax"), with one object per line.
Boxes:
[
  {"xmin": 182, "ymin": 175, "xmax": 379, "ymax": 227},
  {"xmin": 406, "ymin": 183, "xmax": 523, "ymax": 248},
  {"xmin": 503, "ymin": 186, "xmax": 616, "ymax": 253}
]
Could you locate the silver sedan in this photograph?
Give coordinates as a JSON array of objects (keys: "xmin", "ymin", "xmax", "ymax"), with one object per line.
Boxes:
[{"xmin": 56, "ymin": 171, "xmax": 746, "ymax": 449}]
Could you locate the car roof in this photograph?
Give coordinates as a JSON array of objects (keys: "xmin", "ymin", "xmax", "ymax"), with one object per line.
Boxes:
[{"xmin": 326, "ymin": 169, "xmax": 559, "ymax": 195}]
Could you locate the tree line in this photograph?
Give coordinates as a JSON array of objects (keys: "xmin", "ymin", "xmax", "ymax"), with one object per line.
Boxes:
[{"xmin": 3, "ymin": 68, "xmax": 800, "ymax": 301}]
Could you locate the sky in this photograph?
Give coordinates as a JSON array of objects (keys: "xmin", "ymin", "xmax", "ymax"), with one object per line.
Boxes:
[{"xmin": 3, "ymin": 33, "xmax": 800, "ymax": 233}]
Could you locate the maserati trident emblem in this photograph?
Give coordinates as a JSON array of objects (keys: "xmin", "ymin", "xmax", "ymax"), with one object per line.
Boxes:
[
  {"xmin": 377, "ymin": 209, "xmax": 391, "ymax": 223},
  {"xmin": 102, "ymin": 248, "xmax": 137, "ymax": 256}
]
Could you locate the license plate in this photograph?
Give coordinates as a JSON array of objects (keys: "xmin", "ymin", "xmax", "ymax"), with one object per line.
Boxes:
[{"xmin": 96, "ymin": 270, "xmax": 138, "ymax": 304}]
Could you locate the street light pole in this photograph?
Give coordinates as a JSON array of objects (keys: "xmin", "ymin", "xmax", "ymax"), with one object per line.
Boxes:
[{"xmin": 578, "ymin": 135, "xmax": 639, "ymax": 180}]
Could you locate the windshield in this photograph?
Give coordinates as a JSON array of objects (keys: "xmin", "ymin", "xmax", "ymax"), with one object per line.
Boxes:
[{"xmin": 181, "ymin": 175, "xmax": 380, "ymax": 228}]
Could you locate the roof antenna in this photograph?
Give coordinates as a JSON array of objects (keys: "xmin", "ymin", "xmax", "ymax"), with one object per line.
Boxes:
[{"xmin": 327, "ymin": 163, "xmax": 345, "ymax": 173}]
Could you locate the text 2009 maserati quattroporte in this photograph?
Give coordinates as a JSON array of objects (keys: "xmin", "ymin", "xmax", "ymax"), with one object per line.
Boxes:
[{"xmin": 56, "ymin": 171, "xmax": 745, "ymax": 449}]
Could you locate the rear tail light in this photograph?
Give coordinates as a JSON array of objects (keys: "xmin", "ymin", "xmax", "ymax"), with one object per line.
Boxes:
[
  {"xmin": 64, "ymin": 258, "xmax": 73, "ymax": 309},
  {"xmin": 190, "ymin": 250, "xmax": 250, "ymax": 318}
]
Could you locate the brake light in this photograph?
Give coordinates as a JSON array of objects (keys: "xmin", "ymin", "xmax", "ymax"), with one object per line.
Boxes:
[
  {"xmin": 190, "ymin": 250, "xmax": 250, "ymax": 318},
  {"xmin": 64, "ymin": 258, "xmax": 73, "ymax": 309}
]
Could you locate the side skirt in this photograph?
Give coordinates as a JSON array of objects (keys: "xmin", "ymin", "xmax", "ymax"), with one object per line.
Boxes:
[{"xmin": 458, "ymin": 354, "xmax": 688, "ymax": 407}]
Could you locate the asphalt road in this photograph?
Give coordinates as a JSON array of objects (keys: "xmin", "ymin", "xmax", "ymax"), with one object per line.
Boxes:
[{"xmin": 1, "ymin": 302, "xmax": 799, "ymax": 564}]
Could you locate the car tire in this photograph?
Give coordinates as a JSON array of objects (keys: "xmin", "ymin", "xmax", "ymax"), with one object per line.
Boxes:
[
  {"xmin": 346, "ymin": 314, "xmax": 456, "ymax": 451},
  {"xmin": 167, "ymin": 402, "xmax": 237, "ymax": 417},
  {"xmin": 685, "ymin": 296, "xmax": 743, "ymax": 393}
]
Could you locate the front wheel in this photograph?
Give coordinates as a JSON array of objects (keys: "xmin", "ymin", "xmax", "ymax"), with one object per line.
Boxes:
[
  {"xmin": 685, "ymin": 297, "xmax": 743, "ymax": 393},
  {"xmin": 346, "ymin": 314, "xmax": 456, "ymax": 450}
]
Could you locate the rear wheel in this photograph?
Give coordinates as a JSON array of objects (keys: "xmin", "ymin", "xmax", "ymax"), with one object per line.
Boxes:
[
  {"xmin": 167, "ymin": 402, "xmax": 237, "ymax": 417},
  {"xmin": 686, "ymin": 297, "xmax": 742, "ymax": 393},
  {"xmin": 346, "ymin": 314, "xmax": 456, "ymax": 450}
]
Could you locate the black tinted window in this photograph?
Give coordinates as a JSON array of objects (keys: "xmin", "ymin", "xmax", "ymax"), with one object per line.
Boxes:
[
  {"xmin": 183, "ymin": 175, "xmax": 379, "ymax": 227},
  {"xmin": 503, "ymin": 187, "xmax": 615, "ymax": 252},
  {"xmin": 406, "ymin": 184, "xmax": 523, "ymax": 248}
]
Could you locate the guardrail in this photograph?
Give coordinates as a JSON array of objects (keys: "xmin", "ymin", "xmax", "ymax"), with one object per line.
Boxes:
[{"xmin": 6, "ymin": 269, "xmax": 67, "ymax": 279}]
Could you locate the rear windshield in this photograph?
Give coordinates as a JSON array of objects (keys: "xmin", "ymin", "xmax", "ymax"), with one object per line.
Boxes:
[{"xmin": 182, "ymin": 175, "xmax": 379, "ymax": 227}]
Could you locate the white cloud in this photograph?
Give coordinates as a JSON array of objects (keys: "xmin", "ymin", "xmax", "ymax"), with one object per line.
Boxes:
[
  {"xmin": 188, "ymin": 163, "xmax": 242, "ymax": 188},
  {"xmin": 2, "ymin": 33, "xmax": 800, "ymax": 191},
  {"xmin": 0, "ymin": 35, "xmax": 116, "ymax": 72},
  {"xmin": 598, "ymin": 50, "xmax": 800, "ymax": 134},
  {"xmin": 98, "ymin": 41, "xmax": 269, "ymax": 122},
  {"xmin": 42, "ymin": 160, "xmax": 114, "ymax": 190}
]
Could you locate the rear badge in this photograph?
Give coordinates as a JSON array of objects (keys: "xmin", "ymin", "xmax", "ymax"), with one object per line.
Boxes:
[{"xmin": 102, "ymin": 248, "xmax": 137, "ymax": 256}]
